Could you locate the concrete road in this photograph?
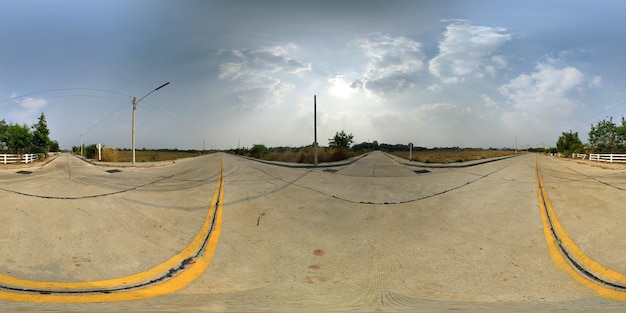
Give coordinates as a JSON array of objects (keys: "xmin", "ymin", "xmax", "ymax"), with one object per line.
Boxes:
[{"xmin": 0, "ymin": 152, "xmax": 625, "ymax": 312}]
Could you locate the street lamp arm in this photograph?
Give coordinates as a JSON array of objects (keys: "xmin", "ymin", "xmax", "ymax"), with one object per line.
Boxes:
[{"xmin": 136, "ymin": 82, "xmax": 170, "ymax": 105}]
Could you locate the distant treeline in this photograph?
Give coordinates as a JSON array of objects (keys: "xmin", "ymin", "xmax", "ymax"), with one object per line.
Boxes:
[{"xmin": 228, "ymin": 141, "xmax": 515, "ymax": 155}]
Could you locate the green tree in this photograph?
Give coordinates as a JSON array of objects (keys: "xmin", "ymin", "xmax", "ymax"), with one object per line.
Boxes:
[
  {"xmin": 588, "ymin": 117, "xmax": 625, "ymax": 153},
  {"xmin": 249, "ymin": 144, "xmax": 268, "ymax": 159},
  {"xmin": 556, "ymin": 130, "xmax": 583, "ymax": 155},
  {"xmin": 32, "ymin": 113, "xmax": 51, "ymax": 154},
  {"xmin": 49, "ymin": 140, "xmax": 60, "ymax": 152},
  {"xmin": 4, "ymin": 123, "xmax": 33, "ymax": 154},
  {"xmin": 328, "ymin": 130, "xmax": 354, "ymax": 149},
  {"xmin": 0, "ymin": 119, "xmax": 7, "ymax": 151}
]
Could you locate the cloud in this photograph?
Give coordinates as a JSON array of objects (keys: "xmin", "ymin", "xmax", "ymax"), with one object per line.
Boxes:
[
  {"xmin": 217, "ymin": 44, "xmax": 311, "ymax": 108},
  {"xmin": 481, "ymin": 94, "xmax": 499, "ymax": 109},
  {"xmin": 7, "ymin": 92, "xmax": 47, "ymax": 124},
  {"xmin": 429, "ymin": 20, "xmax": 512, "ymax": 83},
  {"xmin": 589, "ymin": 75, "xmax": 602, "ymax": 88},
  {"xmin": 499, "ymin": 63, "xmax": 584, "ymax": 116},
  {"xmin": 328, "ymin": 75, "xmax": 358, "ymax": 98},
  {"xmin": 352, "ymin": 33, "xmax": 425, "ymax": 98}
]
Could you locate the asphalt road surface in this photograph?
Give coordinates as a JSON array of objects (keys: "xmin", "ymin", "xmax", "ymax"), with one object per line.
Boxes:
[{"xmin": 0, "ymin": 151, "xmax": 625, "ymax": 312}]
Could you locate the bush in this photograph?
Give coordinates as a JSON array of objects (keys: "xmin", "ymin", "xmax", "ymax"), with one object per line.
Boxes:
[{"xmin": 249, "ymin": 144, "xmax": 268, "ymax": 159}]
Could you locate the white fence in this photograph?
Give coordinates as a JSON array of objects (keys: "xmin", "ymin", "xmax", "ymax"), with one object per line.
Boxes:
[
  {"xmin": 589, "ymin": 153, "xmax": 626, "ymax": 163},
  {"xmin": 0, "ymin": 154, "xmax": 39, "ymax": 164}
]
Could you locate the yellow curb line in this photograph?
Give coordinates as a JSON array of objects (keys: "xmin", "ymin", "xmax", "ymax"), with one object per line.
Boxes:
[
  {"xmin": 536, "ymin": 157, "xmax": 626, "ymax": 301},
  {"xmin": 0, "ymin": 159, "xmax": 224, "ymax": 302}
]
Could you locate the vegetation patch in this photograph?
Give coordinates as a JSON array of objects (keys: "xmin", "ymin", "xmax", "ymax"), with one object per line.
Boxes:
[
  {"xmin": 75, "ymin": 146, "xmax": 207, "ymax": 162},
  {"xmin": 390, "ymin": 149, "xmax": 515, "ymax": 164}
]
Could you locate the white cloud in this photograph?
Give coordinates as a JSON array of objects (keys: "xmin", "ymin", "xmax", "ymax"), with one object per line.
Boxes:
[
  {"xmin": 328, "ymin": 75, "xmax": 358, "ymax": 99},
  {"xmin": 414, "ymin": 102, "xmax": 457, "ymax": 113},
  {"xmin": 429, "ymin": 20, "xmax": 512, "ymax": 83},
  {"xmin": 217, "ymin": 44, "xmax": 311, "ymax": 108},
  {"xmin": 218, "ymin": 62, "xmax": 244, "ymax": 80},
  {"xmin": 352, "ymin": 33, "xmax": 425, "ymax": 98},
  {"xmin": 499, "ymin": 63, "xmax": 584, "ymax": 115},
  {"xmin": 427, "ymin": 84, "xmax": 442, "ymax": 92},
  {"xmin": 482, "ymin": 94, "xmax": 498, "ymax": 108},
  {"xmin": 589, "ymin": 75, "xmax": 602, "ymax": 88},
  {"xmin": 7, "ymin": 93, "xmax": 47, "ymax": 124}
]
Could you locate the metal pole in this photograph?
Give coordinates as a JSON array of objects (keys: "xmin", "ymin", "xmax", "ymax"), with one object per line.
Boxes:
[
  {"xmin": 314, "ymin": 95, "xmax": 318, "ymax": 166},
  {"xmin": 132, "ymin": 96, "xmax": 137, "ymax": 164}
]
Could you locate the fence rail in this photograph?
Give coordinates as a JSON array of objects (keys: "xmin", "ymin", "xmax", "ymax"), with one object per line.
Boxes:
[
  {"xmin": 0, "ymin": 154, "xmax": 39, "ymax": 164},
  {"xmin": 589, "ymin": 153, "xmax": 626, "ymax": 163}
]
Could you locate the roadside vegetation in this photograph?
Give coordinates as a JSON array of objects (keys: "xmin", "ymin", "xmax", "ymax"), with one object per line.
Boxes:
[
  {"xmin": 237, "ymin": 130, "xmax": 358, "ymax": 163},
  {"xmin": 236, "ymin": 129, "xmax": 516, "ymax": 164},
  {"xmin": 389, "ymin": 148, "xmax": 515, "ymax": 163},
  {"xmin": 556, "ymin": 116, "xmax": 626, "ymax": 155},
  {"xmin": 73, "ymin": 145, "xmax": 206, "ymax": 162},
  {"xmin": 0, "ymin": 113, "xmax": 59, "ymax": 155}
]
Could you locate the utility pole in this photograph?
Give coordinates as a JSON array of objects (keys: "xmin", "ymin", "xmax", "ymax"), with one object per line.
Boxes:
[
  {"xmin": 314, "ymin": 95, "xmax": 318, "ymax": 166},
  {"xmin": 80, "ymin": 133, "xmax": 83, "ymax": 156},
  {"xmin": 132, "ymin": 82, "xmax": 170, "ymax": 164},
  {"xmin": 132, "ymin": 96, "xmax": 137, "ymax": 163}
]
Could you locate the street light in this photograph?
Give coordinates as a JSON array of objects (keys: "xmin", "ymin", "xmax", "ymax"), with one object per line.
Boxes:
[{"xmin": 132, "ymin": 82, "xmax": 170, "ymax": 164}]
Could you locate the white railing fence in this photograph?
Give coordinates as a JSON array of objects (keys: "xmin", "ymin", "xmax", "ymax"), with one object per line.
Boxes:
[
  {"xmin": 589, "ymin": 153, "xmax": 626, "ymax": 163},
  {"xmin": 0, "ymin": 154, "xmax": 39, "ymax": 164}
]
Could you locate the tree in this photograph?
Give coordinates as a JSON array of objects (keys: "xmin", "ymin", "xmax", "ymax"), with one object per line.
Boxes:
[
  {"xmin": 31, "ymin": 113, "xmax": 51, "ymax": 153},
  {"xmin": 4, "ymin": 123, "xmax": 32, "ymax": 154},
  {"xmin": 0, "ymin": 119, "xmax": 7, "ymax": 151},
  {"xmin": 249, "ymin": 144, "xmax": 268, "ymax": 159},
  {"xmin": 49, "ymin": 140, "xmax": 60, "ymax": 152},
  {"xmin": 587, "ymin": 117, "xmax": 626, "ymax": 153},
  {"xmin": 556, "ymin": 130, "xmax": 583, "ymax": 155},
  {"xmin": 328, "ymin": 130, "xmax": 354, "ymax": 149}
]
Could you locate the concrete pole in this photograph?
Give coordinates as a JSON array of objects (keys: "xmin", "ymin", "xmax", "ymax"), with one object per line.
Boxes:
[
  {"xmin": 131, "ymin": 82, "xmax": 170, "ymax": 165},
  {"xmin": 132, "ymin": 96, "xmax": 137, "ymax": 164},
  {"xmin": 314, "ymin": 95, "xmax": 318, "ymax": 166}
]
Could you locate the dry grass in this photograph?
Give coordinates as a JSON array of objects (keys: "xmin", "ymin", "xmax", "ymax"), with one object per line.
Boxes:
[
  {"xmin": 389, "ymin": 149, "xmax": 515, "ymax": 163},
  {"xmin": 101, "ymin": 147, "xmax": 119, "ymax": 162},
  {"xmin": 264, "ymin": 147, "xmax": 358, "ymax": 163},
  {"xmin": 99, "ymin": 150, "xmax": 204, "ymax": 162}
]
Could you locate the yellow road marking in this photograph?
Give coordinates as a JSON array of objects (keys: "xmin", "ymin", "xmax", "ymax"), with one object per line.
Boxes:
[
  {"xmin": 536, "ymin": 157, "xmax": 626, "ymax": 301},
  {"xmin": 0, "ymin": 159, "xmax": 224, "ymax": 302}
]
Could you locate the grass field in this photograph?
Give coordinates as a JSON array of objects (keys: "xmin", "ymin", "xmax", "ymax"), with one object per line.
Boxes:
[
  {"xmin": 389, "ymin": 149, "xmax": 516, "ymax": 163},
  {"xmin": 96, "ymin": 149, "xmax": 205, "ymax": 162}
]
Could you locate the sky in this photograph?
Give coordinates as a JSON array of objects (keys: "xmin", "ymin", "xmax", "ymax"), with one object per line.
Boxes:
[{"xmin": 1, "ymin": 0, "xmax": 625, "ymax": 150}]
